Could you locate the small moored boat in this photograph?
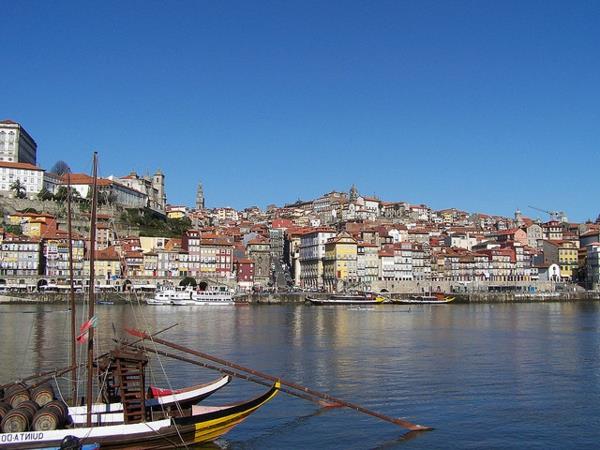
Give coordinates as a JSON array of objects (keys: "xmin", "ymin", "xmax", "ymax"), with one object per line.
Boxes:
[{"xmin": 306, "ymin": 292, "xmax": 387, "ymax": 305}]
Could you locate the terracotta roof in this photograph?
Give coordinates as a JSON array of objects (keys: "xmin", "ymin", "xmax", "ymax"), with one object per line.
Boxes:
[
  {"xmin": 62, "ymin": 173, "xmax": 112, "ymax": 186},
  {"xmin": 0, "ymin": 119, "xmax": 18, "ymax": 125},
  {"xmin": 0, "ymin": 161, "xmax": 44, "ymax": 171},
  {"xmin": 94, "ymin": 246, "xmax": 120, "ymax": 261}
]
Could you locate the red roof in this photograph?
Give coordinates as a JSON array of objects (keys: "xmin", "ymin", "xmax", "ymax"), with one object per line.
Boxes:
[
  {"xmin": 0, "ymin": 119, "xmax": 18, "ymax": 125},
  {"xmin": 0, "ymin": 161, "xmax": 43, "ymax": 171}
]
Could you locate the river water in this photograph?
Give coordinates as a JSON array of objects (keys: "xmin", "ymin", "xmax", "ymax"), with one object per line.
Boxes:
[{"xmin": 1, "ymin": 301, "xmax": 599, "ymax": 449}]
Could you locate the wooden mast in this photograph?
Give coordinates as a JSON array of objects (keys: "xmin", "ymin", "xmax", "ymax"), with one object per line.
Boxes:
[
  {"xmin": 66, "ymin": 172, "xmax": 77, "ymax": 406},
  {"xmin": 86, "ymin": 152, "xmax": 98, "ymax": 427}
]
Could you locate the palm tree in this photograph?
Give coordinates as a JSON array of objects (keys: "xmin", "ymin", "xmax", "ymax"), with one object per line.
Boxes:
[{"xmin": 10, "ymin": 180, "xmax": 27, "ymax": 199}]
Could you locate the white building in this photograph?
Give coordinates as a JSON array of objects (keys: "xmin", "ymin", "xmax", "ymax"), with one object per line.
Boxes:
[
  {"xmin": 67, "ymin": 173, "xmax": 147, "ymax": 208},
  {"xmin": 299, "ymin": 228, "xmax": 336, "ymax": 288},
  {"xmin": 0, "ymin": 120, "xmax": 37, "ymax": 165},
  {"xmin": 0, "ymin": 161, "xmax": 44, "ymax": 198},
  {"xmin": 113, "ymin": 170, "xmax": 166, "ymax": 213}
]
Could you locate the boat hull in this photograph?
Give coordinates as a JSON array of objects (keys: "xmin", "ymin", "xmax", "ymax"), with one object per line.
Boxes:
[
  {"xmin": 0, "ymin": 383, "xmax": 279, "ymax": 449},
  {"xmin": 306, "ymin": 296, "xmax": 385, "ymax": 306},
  {"xmin": 391, "ymin": 297, "xmax": 455, "ymax": 304}
]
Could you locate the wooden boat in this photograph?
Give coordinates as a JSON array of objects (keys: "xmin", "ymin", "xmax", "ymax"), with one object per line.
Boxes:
[
  {"xmin": 0, "ymin": 153, "xmax": 280, "ymax": 448},
  {"xmin": 0, "ymin": 381, "xmax": 280, "ymax": 449},
  {"xmin": 67, "ymin": 375, "xmax": 231, "ymax": 424},
  {"xmin": 391, "ymin": 294, "xmax": 456, "ymax": 304},
  {"xmin": 306, "ymin": 292, "xmax": 387, "ymax": 305}
]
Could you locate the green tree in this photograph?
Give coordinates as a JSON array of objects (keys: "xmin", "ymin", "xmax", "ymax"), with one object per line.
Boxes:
[
  {"xmin": 37, "ymin": 187, "xmax": 53, "ymax": 201},
  {"xmin": 179, "ymin": 277, "xmax": 197, "ymax": 287},
  {"xmin": 10, "ymin": 180, "xmax": 27, "ymax": 199}
]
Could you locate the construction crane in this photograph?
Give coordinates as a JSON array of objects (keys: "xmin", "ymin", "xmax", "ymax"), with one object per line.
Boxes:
[{"xmin": 527, "ymin": 206, "xmax": 568, "ymax": 223}]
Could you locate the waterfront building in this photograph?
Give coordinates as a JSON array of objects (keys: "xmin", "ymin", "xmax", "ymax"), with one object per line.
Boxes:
[
  {"xmin": 0, "ymin": 236, "xmax": 42, "ymax": 276},
  {"xmin": 541, "ymin": 240, "xmax": 578, "ymax": 281},
  {"xmin": 298, "ymin": 227, "xmax": 336, "ymax": 288},
  {"xmin": 199, "ymin": 236, "xmax": 233, "ymax": 278},
  {"xmin": 378, "ymin": 248, "xmax": 395, "ymax": 280},
  {"xmin": 247, "ymin": 235, "xmax": 271, "ymax": 286},
  {"xmin": 0, "ymin": 161, "xmax": 44, "ymax": 198},
  {"xmin": 182, "ymin": 229, "xmax": 202, "ymax": 278},
  {"xmin": 84, "ymin": 246, "xmax": 121, "ymax": 282},
  {"xmin": 357, "ymin": 242, "xmax": 379, "ymax": 286},
  {"xmin": 42, "ymin": 229, "xmax": 85, "ymax": 280},
  {"xmin": 0, "ymin": 119, "xmax": 37, "ymax": 164},
  {"xmin": 392, "ymin": 242, "xmax": 414, "ymax": 281},
  {"xmin": 143, "ymin": 252, "xmax": 158, "ymax": 277},
  {"xmin": 235, "ymin": 258, "xmax": 255, "ymax": 291},
  {"xmin": 323, "ymin": 232, "xmax": 358, "ymax": 292},
  {"xmin": 124, "ymin": 251, "xmax": 144, "ymax": 278},
  {"xmin": 586, "ymin": 243, "xmax": 600, "ymax": 289}
]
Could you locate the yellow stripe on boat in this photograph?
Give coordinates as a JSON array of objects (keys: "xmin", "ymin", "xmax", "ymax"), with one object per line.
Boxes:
[{"xmin": 193, "ymin": 382, "xmax": 280, "ymax": 443}]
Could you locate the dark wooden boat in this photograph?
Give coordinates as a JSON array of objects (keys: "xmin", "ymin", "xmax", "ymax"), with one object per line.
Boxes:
[
  {"xmin": 391, "ymin": 294, "xmax": 456, "ymax": 304},
  {"xmin": 306, "ymin": 292, "xmax": 386, "ymax": 305}
]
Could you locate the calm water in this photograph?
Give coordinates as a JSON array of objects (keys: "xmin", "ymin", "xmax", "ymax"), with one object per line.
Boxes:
[{"xmin": 1, "ymin": 301, "xmax": 599, "ymax": 449}]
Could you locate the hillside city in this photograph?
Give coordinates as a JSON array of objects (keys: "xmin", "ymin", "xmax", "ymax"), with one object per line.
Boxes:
[{"xmin": 1, "ymin": 118, "xmax": 600, "ymax": 294}]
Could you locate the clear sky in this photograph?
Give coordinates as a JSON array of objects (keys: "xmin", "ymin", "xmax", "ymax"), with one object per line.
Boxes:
[{"xmin": 2, "ymin": 1, "xmax": 599, "ymax": 221}]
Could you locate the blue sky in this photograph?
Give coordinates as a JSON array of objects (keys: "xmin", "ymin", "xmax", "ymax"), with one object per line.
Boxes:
[{"xmin": 2, "ymin": 1, "xmax": 599, "ymax": 221}]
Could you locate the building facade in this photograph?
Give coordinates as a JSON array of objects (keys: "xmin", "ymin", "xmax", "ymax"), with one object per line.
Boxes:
[{"xmin": 0, "ymin": 120, "xmax": 37, "ymax": 165}]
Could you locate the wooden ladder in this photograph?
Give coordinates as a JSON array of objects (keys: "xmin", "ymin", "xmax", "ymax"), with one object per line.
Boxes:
[{"xmin": 113, "ymin": 349, "xmax": 148, "ymax": 424}]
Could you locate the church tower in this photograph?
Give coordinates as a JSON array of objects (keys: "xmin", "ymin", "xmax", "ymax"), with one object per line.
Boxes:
[
  {"xmin": 152, "ymin": 169, "xmax": 166, "ymax": 211},
  {"xmin": 349, "ymin": 184, "xmax": 359, "ymax": 202},
  {"xmin": 196, "ymin": 181, "xmax": 205, "ymax": 210}
]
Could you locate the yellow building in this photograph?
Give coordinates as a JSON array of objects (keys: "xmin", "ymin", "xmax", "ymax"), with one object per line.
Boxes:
[
  {"xmin": 84, "ymin": 246, "xmax": 121, "ymax": 282},
  {"xmin": 542, "ymin": 240, "xmax": 579, "ymax": 281},
  {"xmin": 558, "ymin": 241, "xmax": 579, "ymax": 280},
  {"xmin": 323, "ymin": 232, "xmax": 358, "ymax": 292}
]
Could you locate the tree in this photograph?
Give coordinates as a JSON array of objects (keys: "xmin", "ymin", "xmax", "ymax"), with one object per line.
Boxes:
[
  {"xmin": 50, "ymin": 160, "xmax": 71, "ymax": 176},
  {"xmin": 53, "ymin": 186, "xmax": 69, "ymax": 202},
  {"xmin": 180, "ymin": 277, "xmax": 197, "ymax": 287},
  {"xmin": 10, "ymin": 180, "xmax": 27, "ymax": 199},
  {"xmin": 37, "ymin": 187, "xmax": 53, "ymax": 201}
]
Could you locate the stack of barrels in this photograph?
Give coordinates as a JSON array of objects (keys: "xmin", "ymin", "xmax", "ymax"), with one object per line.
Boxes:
[{"xmin": 0, "ymin": 383, "xmax": 69, "ymax": 432}]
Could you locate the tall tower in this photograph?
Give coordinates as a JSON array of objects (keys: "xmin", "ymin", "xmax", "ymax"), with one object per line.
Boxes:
[
  {"xmin": 152, "ymin": 169, "xmax": 166, "ymax": 211},
  {"xmin": 349, "ymin": 184, "xmax": 359, "ymax": 202},
  {"xmin": 196, "ymin": 181, "xmax": 205, "ymax": 210},
  {"xmin": 514, "ymin": 209, "xmax": 523, "ymax": 227}
]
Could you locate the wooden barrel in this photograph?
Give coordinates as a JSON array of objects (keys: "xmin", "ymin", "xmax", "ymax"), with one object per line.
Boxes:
[
  {"xmin": 18, "ymin": 400, "xmax": 39, "ymax": 417},
  {"xmin": 4, "ymin": 383, "xmax": 30, "ymax": 408},
  {"xmin": 32, "ymin": 405, "xmax": 64, "ymax": 431},
  {"xmin": 1, "ymin": 406, "xmax": 34, "ymax": 433},
  {"xmin": 0, "ymin": 402, "xmax": 12, "ymax": 421},
  {"xmin": 31, "ymin": 384, "xmax": 55, "ymax": 407},
  {"xmin": 44, "ymin": 400, "xmax": 69, "ymax": 426}
]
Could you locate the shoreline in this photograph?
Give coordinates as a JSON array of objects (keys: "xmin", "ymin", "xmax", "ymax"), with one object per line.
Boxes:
[{"xmin": 1, "ymin": 291, "xmax": 600, "ymax": 305}]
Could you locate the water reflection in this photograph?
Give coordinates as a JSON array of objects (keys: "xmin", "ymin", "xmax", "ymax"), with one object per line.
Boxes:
[{"xmin": 1, "ymin": 302, "xmax": 600, "ymax": 449}]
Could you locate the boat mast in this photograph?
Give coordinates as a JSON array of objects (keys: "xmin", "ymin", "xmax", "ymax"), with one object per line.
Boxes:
[
  {"xmin": 86, "ymin": 152, "xmax": 98, "ymax": 427},
  {"xmin": 67, "ymin": 172, "xmax": 77, "ymax": 406}
]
